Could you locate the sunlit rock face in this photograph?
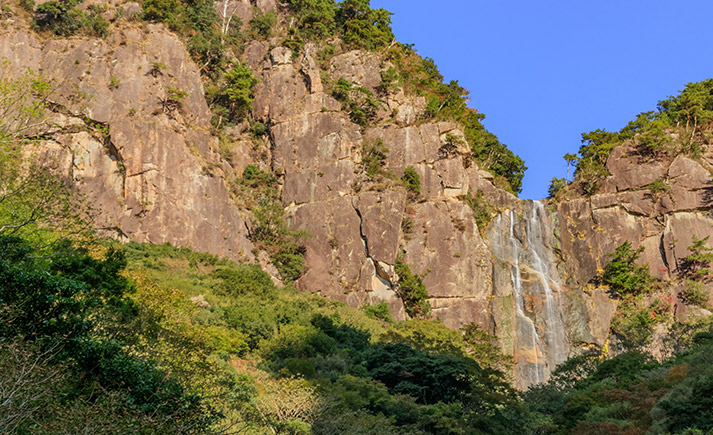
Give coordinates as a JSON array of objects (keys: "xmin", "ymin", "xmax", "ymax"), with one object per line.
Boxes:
[{"xmin": 6, "ymin": 4, "xmax": 713, "ymax": 390}]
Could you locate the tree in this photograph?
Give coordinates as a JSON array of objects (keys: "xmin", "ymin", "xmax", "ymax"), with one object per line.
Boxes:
[
  {"xmin": 680, "ymin": 235, "xmax": 713, "ymax": 280},
  {"xmin": 602, "ymin": 242, "xmax": 653, "ymax": 297},
  {"xmin": 394, "ymin": 253, "xmax": 430, "ymax": 318},
  {"xmin": 563, "ymin": 153, "xmax": 578, "ymax": 184},
  {"xmin": 548, "ymin": 177, "xmax": 566, "ymax": 199}
]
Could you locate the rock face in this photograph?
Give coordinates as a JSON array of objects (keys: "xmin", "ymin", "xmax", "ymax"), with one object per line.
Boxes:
[
  {"xmin": 7, "ymin": 7, "xmax": 713, "ymax": 390},
  {"xmin": 1, "ymin": 21, "xmax": 253, "ymax": 261},
  {"xmin": 246, "ymin": 38, "xmax": 511, "ymax": 329}
]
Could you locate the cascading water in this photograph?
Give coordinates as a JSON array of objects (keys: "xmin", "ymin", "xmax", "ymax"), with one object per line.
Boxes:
[{"xmin": 488, "ymin": 200, "xmax": 569, "ymax": 389}]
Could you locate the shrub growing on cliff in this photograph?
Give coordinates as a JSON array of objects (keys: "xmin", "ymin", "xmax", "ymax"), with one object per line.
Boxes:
[
  {"xmin": 361, "ymin": 139, "xmax": 389, "ymax": 179},
  {"xmin": 459, "ymin": 189, "xmax": 494, "ymax": 231},
  {"xmin": 548, "ymin": 177, "xmax": 566, "ymax": 200},
  {"xmin": 237, "ymin": 165, "xmax": 308, "ymax": 282},
  {"xmin": 331, "ymin": 77, "xmax": 380, "ymax": 126},
  {"xmin": 207, "ymin": 61, "xmax": 259, "ymax": 127},
  {"xmin": 680, "ymin": 235, "xmax": 713, "ymax": 281},
  {"xmin": 602, "ymin": 241, "xmax": 653, "ymax": 297},
  {"xmin": 35, "ymin": 0, "xmax": 83, "ymax": 36},
  {"xmin": 249, "ymin": 9, "xmax": 276, "ymax": 38},
  {"xmin": 394, "ymin": 253, "xmax": 430, "ymax": 318},
  {"xmin": 401, "ymin": 166, "xmax": 421, "ymax": 198}
]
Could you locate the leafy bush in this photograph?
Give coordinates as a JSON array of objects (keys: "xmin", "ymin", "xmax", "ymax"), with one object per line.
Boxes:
[
  {"xmin": 249, "ymin": 10, "xmax": 276, "ymax": 38},
  {"xmin": 682, "ymin": 280, "xmax": 709, "ymax": 307},
  {"xmin": 236, "ymin": 165, "xmax": 308, "ymax": 282},
  {"xmin": 362, "ymin": 302, "xmax": 394, "ymax": 323},
  {"xmin": 459, "ymin": 189, "xmax": 494, "ymax": 231},
  {"xmin": 331, "ymin": 77, "xmax": 380, "ymax": 126},
  {"xmin": 394, "ymin": 254, "xmax": 431, "ymax": 318},
  {"xmin": 401, "ymin": 166, "xmax": 421, "ymax": 198},
  {"xmin": 361, "ymin": 139, "xmax": 389, "ymax": 178},
  {"xmin": 336, "ymin": 0, "xmax": 394, "ymax": 50},
  {"xmin": 35, "ymin": 0, "xmax": 83, "ymax": 36},
  {"xmin": 680, "ymin": 235, "xmax": 713, "ymax": 281},
  {"xmin": 548, "ymin": 177, "xmax": 566, "ymax": 199},
  {"xmin": 602, "ymin": 241, "xmax": 653, "ymax": 297},
  {"xmin": 208, "ymin": 61, "xmax": 259, "ymax": 126}
]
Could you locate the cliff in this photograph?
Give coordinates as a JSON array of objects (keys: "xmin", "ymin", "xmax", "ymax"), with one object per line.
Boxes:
[{"xmin": 3, "ymin": 0, "xmax": 712, "ymax": 390}]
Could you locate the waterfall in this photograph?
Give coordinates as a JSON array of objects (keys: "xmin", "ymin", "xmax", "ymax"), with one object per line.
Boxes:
[{"xmin": 488, "ymin": 200, "xmax": 569, "ymax": 388}]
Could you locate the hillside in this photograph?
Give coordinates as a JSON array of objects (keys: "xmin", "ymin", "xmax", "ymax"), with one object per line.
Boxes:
[{"xmin": 2, "ymin": 0, "xmax": 713, "ymax": 433}]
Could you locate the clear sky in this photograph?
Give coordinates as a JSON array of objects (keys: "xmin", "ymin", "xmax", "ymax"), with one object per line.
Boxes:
[{"xmin": 370, "ymin": 0, "xmax": 713, "ymax": 199}]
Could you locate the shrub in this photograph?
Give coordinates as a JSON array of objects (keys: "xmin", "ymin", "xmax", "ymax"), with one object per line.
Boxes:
[
  {"xmin": 401, "ymin": 166, "xmax": 421, "ymax": 198},
  {"xmin": 208, "ymin": 61, "xmax": 259, "ymax": 126},
  {"xmin": 682, "ymin": 280, "xmax": 709, "ymax": 307},
  {"xmin": 361, "ymin": 139, "xmax": 389, "ymax": 178},
  {"xmin": 394, "ymin": 253, "xmax": 430, "ymax": 318},
  {"xmin": 362, "ymin": 302, "xmax": 393, "ymax": 323},
  {"xmin": 459, "ymin": 190, "xmax": 493, "ymax": 231},
  {"xmin": 331, "ymin": 77, "xmax": 380, "ymax": 126},
  {"xmin": 602, "ymin": 241, "xmax": 653, "ymax": 297},
  {"xmin": 249, "ymin": 10, "xmax": 276, "ymax": 38},
  {"xmin": 548, "ymin": 177, "xmax": 566, "ymax": 199},
  {"xmin": 236, "ymin": 165, "xmax": 308, "ymax": 282},
  {"xmin": 336, "ymin": 0, "xmax": 394, "ymax": 51},
  {"xmin": 35, "ymin": 0, "xmax": 83, "ymax": 36},
  {"xmin": 680, "ymin": 235, "xmax": 713, "ymax": 280}
]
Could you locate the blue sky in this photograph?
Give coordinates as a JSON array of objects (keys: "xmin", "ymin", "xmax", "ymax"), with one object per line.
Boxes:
[{"xmin": 370, "ymin": 0, "xmax": 713, "ymax": 199}]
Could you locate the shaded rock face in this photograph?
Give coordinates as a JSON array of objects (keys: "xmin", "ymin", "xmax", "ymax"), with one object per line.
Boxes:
[{"xmin": 1, "ymin": 23, "xmax": 254, "ymax": 261}]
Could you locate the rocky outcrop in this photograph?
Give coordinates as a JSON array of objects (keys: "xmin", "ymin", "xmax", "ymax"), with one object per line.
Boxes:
[
  {"xmin": 9, "ymin": 3, "xmax": 713, "ymax": 390},
  {"xmin": 247, "ymin": 39, "xmax": 510, "ymax": 329},
  {"xmin": 1, "ymin": 21, "xmax": 254, "ymax": 261}
]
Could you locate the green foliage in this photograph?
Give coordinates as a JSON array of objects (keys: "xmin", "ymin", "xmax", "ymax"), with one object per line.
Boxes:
[
  {"xmin": 236, "ymin": 165, "xmax": 307, "ymax": 282},
  {"xmin": 249, "ymin": 9, "xmax": 276, "ymax": 38},
  {"xmin": 529, "ymin": 328, "xmax": 713, "ymax": 433},
  {"xmin": 361, "ymin": 138, "xmax": 389, "ymax": 178},
  {"xmin": 0, "ymin": 65, "xmax": 93, "ymax": 248},
  {"xmin": 35, "ymin": 0, "xmax": 83, "ymax": 36},
  {"xmin": 681, "ymin": 235, "xmax": 713, "ymax": 281},
  {"xmin": 401, "ymin": 166, "xmax": 421, "ymax": 198},
  {"xmin": 394, "ymin": 254, "xmax": 431, "ymax": 318},
  {"xmin": 379, "ymin": 66, "xmax": 400, "ymax": 94},
  {"xmin": 336, "ymin": 0, "xmax": 394, "ymax": 50},
  {"xmin": 548, "ymin": 177, "xmax": 566, "ymax": 199},
  {"xmin": 364, "ymin": 342, "xmax": 472, "ymax": 405},
  {"xmin": 459, "ymin": 189, "xmax": 494, "ymax": 231},
  {"xmin": 569, "ymin": 79, "xmax": 713, "ymax": 194},
  {"xmin": 331, "ymin": 77, "xmax": 380, "ymax": 126},
  {"xmin": 682, "ymin": 279, "xmax": 709, "ymax": 307},
  {"xmin": 0, "ymin": 238, "xmax": 214, "ymax": 432},
  {"xmin": 207, "ymin": 61, "xmax": 259, "ymax": 127},
  {"xmin": 610, "ymin": 302, "xmax": 666, "ymax": 347},
  {"xmin": 362, "ymin": 302, "xmax": 394, "ymax": 323},
  {"xmin": 283, "ymin": 0, "xmax": 337, "ymax": 40},
  {"xmin": 142, "ymin": 0, "xmax": 226, "ymax": 76},
  {"xmin": 602, "ymin": 241, "xmax": 654, "ymax": 297}
]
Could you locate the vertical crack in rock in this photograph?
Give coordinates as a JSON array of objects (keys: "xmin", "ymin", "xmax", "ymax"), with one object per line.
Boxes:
[{"xmin": 352, "ymin": 197, "xmax": 393, "ymax": 288}]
